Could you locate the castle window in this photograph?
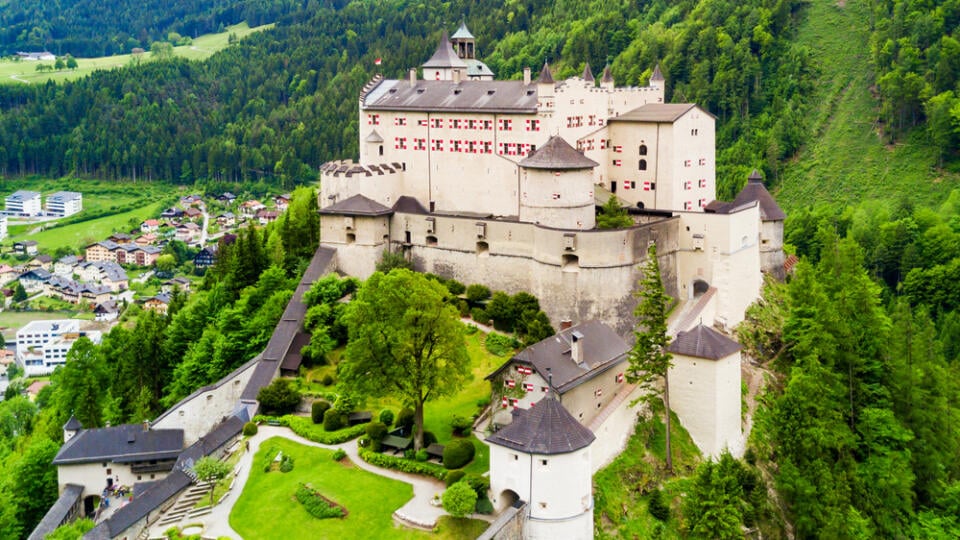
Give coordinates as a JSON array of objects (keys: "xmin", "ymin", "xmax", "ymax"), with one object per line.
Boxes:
[
  {"xmin": 699, "ymin": 198, "xmax": 707, "ymax": 208},
  {"xmin": 684, "ymin": 159, "xmax": 692, "ymax": 167},
  {"xmin": 684, "ymin": 181, "xmax": 692, "ymax": 190},
  {"xmin": 540, "ymin": 459, "xmax": 548, "ymax": 466},
  {"xmin": 431, "ymin": 118, "xmax": 443, "ymax": 128},
  {"xmin": 616, "ymin": 373, "xmax": 624, "ymax": 383},
  {"xmin": 417, "ymin": 119, "xmax": 428, "ymax": 126},
  {"xmin": 498, "ymin": 118, "xmax": 512, "ymax": 131},
  {"xmin": 643, "ymin": 181, "xmax": 654, "ymax": 191},
  {"xmin": 691, "ymin": 128, "xmax": 699, "ymax": 136},
  {"xmin": 684, "ymin": 201, "xmax": 693, "ymax": 210},
  {"xmin": 613, "ymin": 145, "xmax": 623, "ymax": 153},
  {"xmin": 526, "ymin": 119, "xmax": 540, "ymax": 131},
  {"xmin": 378, "ymin": 145, "xmax": 384, "ymax": 156},
  {"xmin": 450, "ymin": 119, "xmax": 461, "ymax": 129},
  {"xmin": 476, "ymin": 241, "xmax": 489, "ymax": 255},
  {"xmin": 502, "ymin": 397, "xmax": 509, "ymax": 408},
  {"xmin": 699, "ymin": 158, "xmax": 707, "ymax": 166},
  {"xmin": 639, "ymin": 159, "xmax": 647, "ymax": 171},
  {"xmin": 589, "ymin": 115, "xmax": 596, "ymax": 125},
  {"xmin": 467, "ymin": 140, "xmax": 477, "ymax": 153},
  {"xmin": 541, "ymin": 386, "xmax": 549, "ymax": 392},
  {"xmin": 552, "ymin": 193, "xmax": 561, "ymax": 200},
  {"xmin": 468, "ymin": 119, "xmax": 477, "ymax": 129},
  {"xmin": 431, "ymin": 139, "xmax": 443, "ymax": 151},
  {"xmin": 482, "ymin": 141, "xmax": 493, "ymax": 154},
  {"xmin": 476, "ymin": 222, "xmax": 486, "ymax": 238},
  {"xmin": 394, "ymin": 117, "xmax": 407, "ymax": 126},
  {"xmin": 368, "ymin": 114, "xmax": 380, "ymax": 125},
  {"xmin": 394, "ymin": 137, "xmax": 407, "ymax": 150},
  {"xmin": 639, "ymin": 144, "xmax": 648, "ymax": 155},
  {"xmin": 562, "ymin": 254, "xmax": 579, "ymax": 272},
  {"xmin": 426, "ymin": 235, "xmax": 438, "ymax": 246},
  {"xmin": 504, "ymin": 379, "xmax": 516, "ymax": 388},
  {"xmin": 346, "ymin": 233, "xmax": 356, "ymax": 244},
  {"xmin": 699, "ymin": 178, "xmax": 707, "ymax": 188},
  {"xmin": 414, "ymin": 138, "xmax": 426, "ymax": 151},
  {"xmin": 452, "ymin": 140, "xmax": 462, "ymax": 152},
  {"xmin": 524, "ymin": 383, "xmax": 535, "ymax": 392},
  {"xmin": 482, "ymin": 119, "xmax": 493, "ymax": 130},
  {"xmin": 613, "ymin": 159, "xmax": 622, "ymax": 167}
]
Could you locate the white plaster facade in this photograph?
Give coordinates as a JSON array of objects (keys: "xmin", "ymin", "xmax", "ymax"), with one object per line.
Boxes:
[{"xmin": 669, "ymin": 348, "xmax": 744, "ymax": 459}]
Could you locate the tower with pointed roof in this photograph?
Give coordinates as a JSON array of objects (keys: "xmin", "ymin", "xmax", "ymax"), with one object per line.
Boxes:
[
  {"xmin": 63, "ymin": 415, "xmax": 82, "ymax": 442},
  {"xmin": 731, "ymin": 170, "xmax": 786, "ymax": 279},
  {"xmin": 518, "ymin": 136, "xmax": 598, "ymax": 229},
  {"xmin": 487, "ymin": 397, "xmax": 596, "ymax": 540},
  {"xmin": 667, "ymin": 324, "xmax": 744, "ymax": 458},
  {"xmin": 421, "ymin": 31, "xmax": 468, "ymax": 81}
]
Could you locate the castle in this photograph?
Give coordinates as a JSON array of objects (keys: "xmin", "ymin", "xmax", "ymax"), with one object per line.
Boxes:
[{"xmin": 319, "ymin": 24, "xmax": 784, "ymax": 334}]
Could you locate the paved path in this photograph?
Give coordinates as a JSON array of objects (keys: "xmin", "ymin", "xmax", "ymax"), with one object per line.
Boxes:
[{"xmin": 157, "ymin": 425, "xmax": 456, "ymax": 539}]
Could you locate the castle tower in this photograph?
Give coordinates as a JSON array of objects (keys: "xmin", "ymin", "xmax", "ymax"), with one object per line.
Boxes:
[
  {"xmin": 63, "ymin": 415, "xmax": 82, "ymax": 443},
  {"xmin": 581, "ymin": 62, "xmax": 595, "ymax": 87},
  {"xmin": 421, "ymin": 31, "xmax": 468, "ymax": 81},
  {"xmin": 600, "ymin": 64, "xmax": 614, "ymax": 91},
  {"xmin": 650, "ymin": 62, "xmax": 665, "ymax": 90},
  {"xmin": 488, "ymin": 397, "xmax": 596, "ymax": 540},
  {"xmin": 518, "ymin": 136, "xmax": 598, "ymax": 229},
  {"xmin": 666, "ymin": 324, "xmax": 744, "ymax": 458},
  {"xmin": 729, "ymin": 170, "xmax": 786, "ymax": 279},
  {"xmin": 450, "ymin": 22, "xmax": 475, "ymax": 59},
  {"xmin": 537, "ymin": 62, "xmax": 555, "ymax": 114}
]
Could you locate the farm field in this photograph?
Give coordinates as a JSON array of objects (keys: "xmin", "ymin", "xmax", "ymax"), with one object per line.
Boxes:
[
  {"xmin": 0, "ymin": 22, "xmax": 272, "ymax": 85},
  {"xmin": 230, "ymin": 437, "xmax": 487, "ymax": 539}
]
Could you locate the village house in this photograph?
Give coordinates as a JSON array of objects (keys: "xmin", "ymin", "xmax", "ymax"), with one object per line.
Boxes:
[
  {"xmin": 18, "ymin": 268, "xmax": 51, "ymax": 293},
  {"xmin": 274, "ymin": 194, "xmax": 292, "ymax": 211},
  {"xmin": 143, "ymin": 293, "xmax": 171, "ymax": 315},
  {"xmin": 193, "ymin": 246, "xmax": 217, "ymax": 268},
  {"xmin": 16, "ymin": 51, "xmax": 56, "ymax": 61},
  {"xmin": 183, "ymin": 207, "xmax": 203, "ymax": 220},
  {"xmin": 239, "ymin": 200, "xmax": 266, "ymax": 217},
  {"xmin": 0, "ymin": 264, "xmax": 16, "ymax": 284},
  {"xmin": 27, "ymin": 254, "xmax": 53, "ymax": 271},
  {"xmin": 256, "ymin": 209, "xmax": 279, "ymax": 225},
  {"xmin": 108, "ymin": 233, "xmax": 133, "ymax": 245},
  {"xmin": 54, "ymin": 256, "xmax": 80, "ymax": 277},
  {"xmin": 160, "ymin": 207, "xmax": 184, "ymax": 219},
  {"xmin": 46, "ymin": 191, "xmax": 83, "ymax": 217},
  {"xmin": 140, "ymin": 219, "xmax": 160, "ymax": 233},
  {"xmin": 5, "ymin": 190, "xmax": 42, "ymax": 216},
  {"xmin": 85, "ymin": 241, "xmax": 118, "ymax": 262},
  {"xmin": 46, "ymin": 276, "xmax": 113, "ymax": 304},
  {"xmin": 14, "ymin": 240, "xmax": 39, "ymax": 257},
  {"xmin": 216, "ymin": 212, "xmax": 236, "ymax": 227},
  {"xmin": 16, "ymin": 319, "xmax": 102, "ymax": 376},
  {"xmin": 135, "ymin": 233, "xmax": 158, "ymax": 247},
  {"xmin": 217, "ymin": 192, "xmax": 237, "ymax": 203},
  {"xmin": 93, "ymin": 300, "xmax": 120, "ymax": 322},
  {"xmin": 161, "ymin": 277, "xmax": 191, "ymax": 294},
  {"xmin": 26, "ymin": 380, "xmax": 51, "ymax": 402}
]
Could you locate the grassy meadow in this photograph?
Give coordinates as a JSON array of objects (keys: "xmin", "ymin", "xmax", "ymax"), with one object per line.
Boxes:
[
  {"xmin": 0, "ymin": 22, "xmax": 272, "ymax": 85},
  {"xmin": 230, "ymin": 437, "xmax": 487, "ymax": 540}
]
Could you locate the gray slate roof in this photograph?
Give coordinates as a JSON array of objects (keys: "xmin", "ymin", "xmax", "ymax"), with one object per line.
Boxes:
[
  {"xmin": 465, "ymin": 59, "xmax": 494, "ymax": 78},
  {"xmin": 582, "ymin": 63, "xmax": 595, "ymax": 82},
  {"xmin": 537, "ymin": 62, "xmax": 554, "ymax": 84},
  {"xmin": 487, "ymin": 320, "xmax": 629, "ymax": 394},
  {"xmin": 487, "ymin": 397, "xmax": 595, "ymax": 455},
  {"xmin": 651, "ymin": 62, "xmax": 665, "ymax": 81},
  {"xmin": 53, "ymin": 424, "xmax": 184, "ymax": 465},
  {"xmin": 27, "ymin": 484, "xmax": 84, "ymax": 540},
  {"xmin": 601, "ymin": 65, "xmax": 613, "ymax": 84},
  {"xmin": 451, "ymin": 22, "xmax": 474, "ymax": 40},
  {"xmin": 519, "ymin": 136, "xmax": 599, "ymax": 170},
  {"xmin": 63, "ymin": 415, "xmax": 82, "ymax": 431},
  {"xmin": 363, "ymin": 79, "xmax": 537, "ymax": 113},
  {"xmin": 319, "ymin": 194, "xmax": 393, "ymax": 216},
  {"xmin": 667, "ymin": 324, "xmax": 742, "ymax": 360},
  {"xmin": 609, "ymin": 103, "xmax": 702, "ymax": 123},
  {"xmin": 729, "ymin": 170, "xmax": 786, "ymax": 221},
  {"xmin": 422, "ymin": 31, "xmax": 467, "ymax": 69},
  {"xmin": 393, "ymin": 196, "xmax": 429, "ymax": 214},
  {"xmin": 84, "ymin": 470, "xmax": 192, "ymax": 540}
]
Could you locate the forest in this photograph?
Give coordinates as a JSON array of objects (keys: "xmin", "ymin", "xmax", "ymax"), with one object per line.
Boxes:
[{"xmin": 0, "ymin": 0, "xmax": 298, "ymax": 57}]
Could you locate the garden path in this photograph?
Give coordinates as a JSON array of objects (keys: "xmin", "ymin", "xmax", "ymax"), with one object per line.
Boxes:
[{"xmin": 197, "ymin": 425, "xmax": 454, "ymax": 539}]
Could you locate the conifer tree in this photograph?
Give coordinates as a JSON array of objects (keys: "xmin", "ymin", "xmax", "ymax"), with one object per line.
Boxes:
[{"xmin": 627, "ymin": 243, "xmax": 674, "ymax": 472}]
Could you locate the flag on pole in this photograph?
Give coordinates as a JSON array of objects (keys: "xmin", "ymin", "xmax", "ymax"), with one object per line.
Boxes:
[{"xmin": 374, "ymin": 58, "xmax": 382, "ymax": 65}]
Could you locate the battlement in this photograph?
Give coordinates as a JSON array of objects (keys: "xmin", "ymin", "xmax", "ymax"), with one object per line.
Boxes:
[{"xmin": 320, "ymin": 160, "xmax": 406, "ymax": 178}]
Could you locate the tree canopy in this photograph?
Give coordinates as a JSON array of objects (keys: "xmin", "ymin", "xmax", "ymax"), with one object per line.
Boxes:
[{"xmin": 340, "ymin": 269, "xmax": 470, "ymax": 450}]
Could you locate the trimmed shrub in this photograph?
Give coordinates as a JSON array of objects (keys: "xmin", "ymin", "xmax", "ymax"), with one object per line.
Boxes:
[
  {"xmin": 332, "ymin": 449, "xmax": 347, "ymax": 462},
  {"xmin": 445, "ymin": 279, "xmax": 466, "ymax": 296},
  {"xmin": 242, "ymin": 422, "xmax": 258, "ymax": 437},
  {"xmin": 423, "ymin": 431, "xmax": 438, "ymax": 446},
  {"xmin": 322, "ymin": 374, "xmax": 334, "ymax": 386},
  {"xmin": 415, "ymin": 449, "xmax": 429, "ymax": 462},
  {"xmin": 443, "ymin": 482, "xmax": 478, "ymax": 518},
  {"xmin": 378, "ymin": 409, "xmax": 395, "ymax": 426},
  {"xmin": 275, "ymin": 415, "xmax": 366, "ymax": 444},
  {"xmin": 295, "ymin": 483, "xmax": 345, "ymax": 519},
  {"xmin": 464, "ymin": 473, "xmax": 490, "ymax": 498},
  {"xmin": 311, "ymin": 400, "xmax": 332, "ymax": 424},
  {"xmin": 323, "ymin": 409, "xmax": 345, "ymax": 432},
  {"xmin": 450, "ymin": 415, "xmax": 474, "ymax": 437},
  {"xmin": 458, "ymin": 300, "xmax": 471, "ymax": 317},
  {"xmin": 475, "ymin": 497, "xmax": 494, "ymax": 514},
  {"xmin": 465, "ymin": 284, "xmax": 491, "ymax": 303},
  {"xmin": 279, "ymin": 454, "xmax": 295, "ymax": 473},
  {"xmin": 357, "ymin": 448, "xmax": 448, "ymax": 480},
  {"xmin": 648, "ymin": 489, "xmax": 670, "ymax": 522},
  {"xmin": 470, "ymin": 307, "xmax": 489, "ymax": 325},
  {"xmin": 464, "ymin": 323, "xmax": 479, "ymax": 335},
  {"xmin": 257, "ymin": 378, "xmax": 301, "ymax": 415},
  {"xmin": 442, "ymin": 439, "xmax": 476, "ymax": 469},
  {"xmin": 365, "ymin": 421, "xmax": 388, "ymax": 442},
  {"xmin": 445, "ymin": 470, "xmax": 467, "ymax": 487},
  {"xmin": 395, "ymin": 407, "xmax": 415, "ymax": 433}
]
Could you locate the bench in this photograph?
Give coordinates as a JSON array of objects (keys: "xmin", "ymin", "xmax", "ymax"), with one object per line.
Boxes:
[
  {"xmin": 266, "ymin": 420, "xmax": 281, "ymax": 426},
  {"xmin": 347, "ymin": 411, "xmax": 373, "ymax": 426},
  {"xmin": 425, "ymin": 443, "xmax": 445, "ymax": 461},
  {"xmin": 380, "ymin": 434, "xmax": 412, "ymax": 454}
]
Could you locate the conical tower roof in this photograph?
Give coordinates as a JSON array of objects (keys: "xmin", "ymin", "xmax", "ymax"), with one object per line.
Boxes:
[
  {"xmin": 451, "ymin": 22, "xmax": 474, "ymax": 40},
  {"xmin": 487, "ymin": 397, "xmax": 595, "ymax": 455},
  {"xmin": 667, "ymin": 323, "xmax": 742, "ymax": 360},
  {"xmin": 582, "ymin": 62, "xmax": 595, "ymax": 82},
  {"xmin": 651, "ymin": 62, "xmax": 664, "ymax": 82},
  {"xmin": 519, "ymin": 136, "xmax": 599, "ymax": 170},
  {"xmin": 730, "ymin": 170, "xmax": 786, "ymax": 221},
  {"xmin": 422, "ymin": 31, "xmax": 467, "ymax": 69},
  {"xmin": 601, "ymin": 64, "xmax": 614, "ymax": 84},
  {"xmin": 537, "ymin": 61, "xmax": 554, "ymax": 84},
  {"xmin": 63, "ymin": 415, "xmax": 82, "ymax": 431}
]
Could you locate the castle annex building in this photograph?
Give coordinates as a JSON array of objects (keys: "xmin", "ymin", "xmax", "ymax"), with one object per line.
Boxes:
[{"xmin": 320, "ymin": 24, "xmax": 784, "ymax": 332}]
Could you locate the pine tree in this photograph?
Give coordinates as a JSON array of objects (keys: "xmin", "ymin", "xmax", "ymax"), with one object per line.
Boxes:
[{"xmin": 627, "ymin": 243, "xmax": 674, "ymax": 472}]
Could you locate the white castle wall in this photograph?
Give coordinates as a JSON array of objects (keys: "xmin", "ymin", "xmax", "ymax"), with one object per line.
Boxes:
[
  {"xmin": 519, "ymin": 167, "xmax": 596, "ymax": 229},
  {"xmin": 151, "ymin": 358, "xmax": 258, "ymax": 445}
]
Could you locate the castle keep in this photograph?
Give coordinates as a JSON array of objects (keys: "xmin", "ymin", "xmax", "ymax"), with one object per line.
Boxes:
[{"xmin": 319, "ymin": 24, "xmax": 784, "ymax": 333}]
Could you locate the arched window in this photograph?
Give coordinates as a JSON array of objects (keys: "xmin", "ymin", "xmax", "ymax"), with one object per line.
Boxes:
[
  {"xmin": 638, "ymin": 144, "xmax": 648, "ymax": 156},
  {"xmin": 378, "ymin": 145, "xmax": 384, "ymax": 156},
  {"xmin": 639, "ymin": 159, "xmax": 647, "ymax": 171}
]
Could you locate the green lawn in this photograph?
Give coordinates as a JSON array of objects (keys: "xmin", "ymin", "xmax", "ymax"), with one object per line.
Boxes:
[
  {"xmin": 0, "ymin": 23, "xmax": 272, "ymax": 85},
  {"xmin": 776, "ymin": 0, "xmax": 960, "ymax": 210},
  {"xmin": 230, "ymin": 437, "xmax": 486, "ymax": 539}
]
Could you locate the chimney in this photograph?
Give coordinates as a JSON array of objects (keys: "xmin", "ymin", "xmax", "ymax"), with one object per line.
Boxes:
[
  {"xmin": 571, "ymin": 330, "xmax": 585, "ymax": 365},
  {"xmin": 142, "ymin": 420, "xmax": 150, "ymax": 432},
  {"xmin": 408, "ymin": 68, "xmax": 417, "ymax": 87},
  {"xmin": 559, "ymin": 320, "xmax": 573, "ymax": 330},
  {"xmin": 453, "ymin": 68, "xmax": 462, "ymax": 84},
  {"xmin": 523, "ymin": 67, "xmax": 531, "ymax": 85}
]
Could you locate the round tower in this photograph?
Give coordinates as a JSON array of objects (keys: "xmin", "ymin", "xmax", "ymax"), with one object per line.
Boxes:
[
  {"xmin": 487, "ymin": 397, "xmax": 595, "ymax": 540},
  {"xmin": 518, "ymin": 136, "xmax": 598, "ymax": 230}
]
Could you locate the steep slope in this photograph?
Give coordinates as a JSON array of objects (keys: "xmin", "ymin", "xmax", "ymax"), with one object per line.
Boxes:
[{"xmin": 776, "ymin": 0, "xmax": 960, "ymax": 210}]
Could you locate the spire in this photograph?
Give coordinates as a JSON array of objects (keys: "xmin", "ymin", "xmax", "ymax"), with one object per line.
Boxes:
[
  {"xmin": 537, "ymin": 61, "xmax": 554, "ymax": 84},
  {"xmin": 451, "ymin": 21, "xmax": 474, "ymax": 40},
  {"xmin": 601, "ymin": 64, "xmax": 614, "ymax": 84},
  {"xmin": 748, "ymin": 169, "xmax": 763, "ymax": 182},
  {"xmin": 651, "ymin": 62, "xmax": 664, "ymax": 82},
  {"xmin": 582, "ymin": 62, "xmax": 595, "ymax": 83},
  {"xmin": 422, "ymin": 30, "xmax": 467, "ymax": 69}
]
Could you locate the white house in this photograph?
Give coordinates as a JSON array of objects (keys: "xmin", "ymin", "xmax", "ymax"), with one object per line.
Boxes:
[
  {"xmin": 16, "ymin": 319, "xmax": 83, "ymax": 376},
  {"xmin": 6, "ymin": 190, "xmax": 42, "ymax": 215},
  {"xmin": 487, "ymin": 397, "xmax": 596, "ymax": 540},
  {"xmin": 46, "ymin": 191, "xmax": 83, "ymax": 217}
]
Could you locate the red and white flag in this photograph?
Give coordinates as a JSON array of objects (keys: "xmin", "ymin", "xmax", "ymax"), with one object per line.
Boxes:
[{"xmin": 374, "ymin": 58, "xmax": 382, "ymax": 65}]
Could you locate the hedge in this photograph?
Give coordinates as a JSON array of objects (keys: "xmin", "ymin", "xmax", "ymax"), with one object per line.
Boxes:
[
  {"xmin": 443, "ymin": 439, "xmax": 476, "ymax": 469},
  {"xmin": 253, "ymin": 415, "xmax": 365, "ymax": 445},
  {"xmin": 358, "ymin": 448, "xmax": 448, "ymax": 480},
  {"xmin": 295, "ymin": 483, "xmax": 345, "ymax": 519}
]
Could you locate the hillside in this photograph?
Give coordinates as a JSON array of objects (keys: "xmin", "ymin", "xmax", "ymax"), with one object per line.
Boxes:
[
  {"xmin": 775, "ymin": 0, "xmax": 960, "ymax": 211},
  {"xmin": 0, "ymin": 0, "xmax": 294, "ymax": 57}
]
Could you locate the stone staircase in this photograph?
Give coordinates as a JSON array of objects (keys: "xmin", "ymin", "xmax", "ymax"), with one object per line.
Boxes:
[{"xmin": 154, "ymin": 481, "xmax": 215, "ymax": 529}]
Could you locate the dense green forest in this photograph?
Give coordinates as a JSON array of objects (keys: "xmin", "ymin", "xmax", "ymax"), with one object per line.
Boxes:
[
  {"xmin": 0, "ymin": 0, "xmax": 298, "ymax": 57},
  {"xmin": 0, "ymin": 0, "xmax": 810, "ymax": 199}
]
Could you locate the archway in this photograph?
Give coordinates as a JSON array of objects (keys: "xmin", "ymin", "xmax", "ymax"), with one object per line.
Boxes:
[
  {"xmin": 497, "ymin": 489, "xmax": 521, "ymax": 513},
  {"xmin": 693, "ymin": 279, "xmax": 710, "ymax": 297}
]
